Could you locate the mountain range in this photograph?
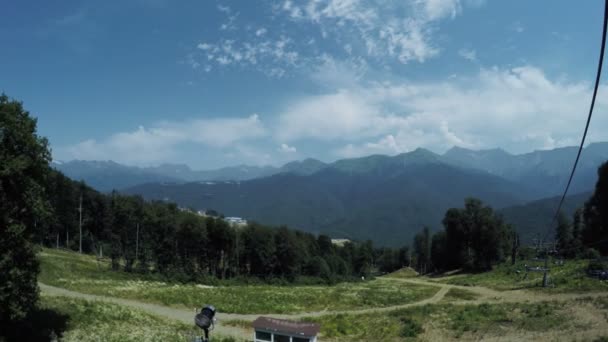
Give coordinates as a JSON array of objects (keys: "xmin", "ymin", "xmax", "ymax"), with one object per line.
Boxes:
[
  {"xmin": 77, "ymin": 142, "xmax": 605, "ymax": 246},
  {"xmin": 52, "ymin": 158, "xmax": 331, "ymax": 192}
]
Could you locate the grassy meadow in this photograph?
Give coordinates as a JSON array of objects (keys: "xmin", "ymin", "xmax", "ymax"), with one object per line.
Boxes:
[
  {"xmin": 303, "ymin": 301, "xmax": 580, "ymax": 341},
  {"xmin": 39, "ymin": 248, "xmax": 438, "ymax": 314},
  {"xmin": 384, "ymin": 267, "xmax": 419, "ymax": 279},
  {"xmin": 438, "ymin": 259, "xmax": 608, "ymax": 292},
  {"xmin": 39, "ymin": 295, "xmax": 240, "ymax": 342}
]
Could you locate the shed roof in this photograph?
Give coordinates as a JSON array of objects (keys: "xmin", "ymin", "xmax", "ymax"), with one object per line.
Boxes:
[{"xmin": 252, "ymin": 317, "xmax": 320, "ymax": 337}]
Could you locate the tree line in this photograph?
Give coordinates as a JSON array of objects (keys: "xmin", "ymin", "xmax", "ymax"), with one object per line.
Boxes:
[
  {"xmin": 38, "ymin": 170, "xmax": 412, "ymax": 283},
  {"xmin": 554, "ymin": 160, "xmax": 608, "ymax": 259},
  {"xmin": 410, "ymin": 160, "xmax": 608, "ymax": 274},
  {"xmin": 410, "ymin": 198, "xmax": 515, "ymax": 273}
]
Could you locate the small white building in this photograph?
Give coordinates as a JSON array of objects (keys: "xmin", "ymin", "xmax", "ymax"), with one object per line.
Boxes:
[
  {"xmin": 225, "ymin": 216, "xmax": 247, "ymax": 227},
  {"xmin": 331, "ymin": 238, "xmax": 351, "ymax": 247},
  {"xmin": 252, "ymin": 316, "xmax": 320, "ymax": 342}
]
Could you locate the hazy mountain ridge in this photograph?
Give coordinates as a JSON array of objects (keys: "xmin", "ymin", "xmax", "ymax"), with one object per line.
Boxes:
[
  {"xmin": 56, "ymin": 143, "xmax": 607, "ymax": 245},
  {"xmin": 55, "ymin": 143, "xmax": 608, "ymax": 193},
  {"xmin": 123, "ymin": 153, "xmax": 537, "ymax": 246},
  {"xmin": 500, "ymin": 192, "xmax": 591, "ymax": 243},
  {"xmin": 52, "ymin": 160, "xmax": 281, "ymax": 191},
  {"xmin": 442, "ymin": 142, "xmax": 608, "ymax": 197}
]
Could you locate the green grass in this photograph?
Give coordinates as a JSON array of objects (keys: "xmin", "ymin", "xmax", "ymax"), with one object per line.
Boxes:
[
  {"xmin": 384, "ymin": 267, "xmax": 418, "ymax": 279},
  {"xmin": 439, "ymin": 259, "xmax": 608, "ymax": 292},
  {"xmin": 304, "ymin": 301, "xmax": 569, "ymax": 341},
  {"xmin": 39, "ymin": 295, "xmax": 240, "ymax": 342},
  {"xmin": 441, "ymin": 288, "xmax": 479, "ymax": 302},
  {"xmin": 39, "ymin": 248, "xmax": 438, "ymax": 314}
]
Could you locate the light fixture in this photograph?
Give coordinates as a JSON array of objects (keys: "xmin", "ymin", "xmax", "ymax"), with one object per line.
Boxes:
[{"xmin": 195, "ymin": 304, "xmax": 216, "ymax": 342}]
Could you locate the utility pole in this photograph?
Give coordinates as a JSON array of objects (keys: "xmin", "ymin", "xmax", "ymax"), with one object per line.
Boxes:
[
  {"xmin": 78, "ymin": 195, "xmax": 83, "ymax": 253},
  {"xmin": 56, "ymin": 233, "xmax": 59, "ymax": 249},
  {"xmin": 135, "ymin": 223, "xmax": 139, "ymax": 262}
]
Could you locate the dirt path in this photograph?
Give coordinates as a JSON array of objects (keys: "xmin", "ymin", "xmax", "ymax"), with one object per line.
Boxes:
[
  {"xmin": 379, "ymin": 276, "xmax": 608, "ymax": 304},
  {"xmin": 40, "ymin": 278, "xmax": 608, "ymax": 341},
  {"xmin": 40, "ymin": 283, "xmax": 252, "ymax": 341}
]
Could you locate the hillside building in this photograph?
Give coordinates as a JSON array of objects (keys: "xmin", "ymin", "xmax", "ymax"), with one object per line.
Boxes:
[{"xmin": 252, "ymin": 317, "xmax": 320, "ymax": 342}]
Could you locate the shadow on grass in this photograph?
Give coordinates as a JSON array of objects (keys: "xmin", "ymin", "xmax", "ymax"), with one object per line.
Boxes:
[{"xmin": 0, "ymin": 308, "xmax": 69, "ymax": 342}]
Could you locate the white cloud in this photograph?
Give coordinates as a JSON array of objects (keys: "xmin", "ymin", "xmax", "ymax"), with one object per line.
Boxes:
[
  {"xmin": 217, "ymin": 4, "xmax": 231, "ymax": 13},
  {"xmin": 279, "ymin": 0, "xmax": 474, "ymax": 65},
  {"xmin": 61, "ymin": 115, "xmax": 267, "ymax": 164},
  {"xmin": 417, "ymin": 0, "xmax": 462, "ymax": 21},
  {"xmin": 458, "ymin": 48, "xmax": 476, "ymax": 61},
  {"xmin": 279, "ymin": 143, "xmax": 297, "ymax": 153},
  {"xmin": 255, "ymin": 28, "xmax": 267, "ymax": 36},
  {"xmin": 189, "ymin": 0, "xmax": 485, "ymax": 78},
  {"xmin": 194, "ymin": 36, "xmax": 299, "ymax": 76},
  {"xmin": 277, "ymin": 65, "xmax": 608, "ymax": 155}
]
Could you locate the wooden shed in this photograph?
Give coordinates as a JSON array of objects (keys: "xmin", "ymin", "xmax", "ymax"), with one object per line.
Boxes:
[{"xmin": 252, "ymin": 316, "xmax": 320, "ymax": 342}]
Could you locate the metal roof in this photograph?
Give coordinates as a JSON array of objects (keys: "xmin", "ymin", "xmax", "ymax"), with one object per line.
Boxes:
[{"xmin": 252, "ymin": 317, "xmax": 320, "ymax": 337}]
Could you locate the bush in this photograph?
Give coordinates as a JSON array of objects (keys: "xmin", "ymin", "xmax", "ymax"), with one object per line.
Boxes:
[
  {"xmin": 587, "ymin": 259, "xmax": 607, "ymax": 272},
  {"xmin": 584, "ymin": 248, "xmax": 601, "ymax": 260},
  {"xmin": 399, "ymin": 317, "xmax": 423, "ymax": 337}
]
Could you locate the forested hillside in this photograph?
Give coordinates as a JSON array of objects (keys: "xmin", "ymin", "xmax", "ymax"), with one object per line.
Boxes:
[
  {"xmin": 125, "ymin": 155, "xmax": 534, "ymax": 246},
  {"xmin": 500, "ymin": 192, "xmax": 591, "ymax": 242}
]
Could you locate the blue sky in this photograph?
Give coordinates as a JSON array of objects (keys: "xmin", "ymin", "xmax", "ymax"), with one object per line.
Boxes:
[{"xmin": 2, "ymin": 0, "xmax": 608, "ymax": 169}]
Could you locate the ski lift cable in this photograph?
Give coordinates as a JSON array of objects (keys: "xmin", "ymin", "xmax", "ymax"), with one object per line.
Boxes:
[{"xmin": 543, "ymin": 0, "xmax": 608, "ymax": 243}]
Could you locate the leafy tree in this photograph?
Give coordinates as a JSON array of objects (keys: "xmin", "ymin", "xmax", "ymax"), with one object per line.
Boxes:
[
  {"xmin": 398, "ymin": 246, "xmax": 411, "ymax": 268},
  {"xmin": 0, "ymin": 94, "xmax": 51, "ymax": 323},
  {"xmin": 353, "ymin": 240, "xmax": 373, "ymax": 277},
  {"xmin": 430, "ymin": 231, "xmax": 447, "ymax": 271},
  {"xmin": 440, "ymin": 198, "xmax": 511, "ymax": 271},
  {"xmin": 555, "ymin": 211, "xmax": 572, "ymax": 256},
  {"xmin": 570, "ymin": 208, "xmax": 584, "ymax": 257},
  {"xmin": 413, "ymin": 227, "xmax": 431, "ymax": 273},
  {"xmin": 583, "ymin": 161, "xmax": 608, "ymax": 254},
  {"xmin": 242, "ymin": 224, "xmax": 275, "ymax": 277},
  {"xmin": 274, "ymin": 227, "xmax": 304, "ymax": 279}
]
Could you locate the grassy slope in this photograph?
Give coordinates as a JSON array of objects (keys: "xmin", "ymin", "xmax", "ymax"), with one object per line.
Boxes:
[
  {"xmin": 39, "ymin": 248, "xmax": 438, "ymax": 314},
  {"xmin": 439, "ymin": 259, "xmax": 608, "ymax": 292},
  {"xmin": 304, "ymin": 301, "xmax": 572, "ymax": 341},
  {"xmin": 384, "ymin": 267, "xmax": 419, "ymax": 279},
  {"xmin": 40, "ymin": 295, "xmax": 239, "ymax": 342}
]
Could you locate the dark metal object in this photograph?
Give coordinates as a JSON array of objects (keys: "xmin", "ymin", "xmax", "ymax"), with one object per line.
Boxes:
[{"xmin": 195, "ymin": 305, "xmax": 216, "ymax": 342}]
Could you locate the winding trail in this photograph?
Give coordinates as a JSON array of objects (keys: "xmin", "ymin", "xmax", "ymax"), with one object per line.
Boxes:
[{"xmin": 40, "ymin": 277, "xmax": 608, "ymax": 341}]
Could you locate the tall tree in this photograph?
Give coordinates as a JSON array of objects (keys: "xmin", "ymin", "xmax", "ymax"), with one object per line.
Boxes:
[
  {"xmin": 440, "ymin": 198, "xmax": 511, "ymax": 271},
  {"xmin": 570, "ymin": 208, "xmax": 584, "ymax": 257},
  {"xmin": 0, "ymin": 94, "xmax": 51, "ymax": 323},
  {"xmin": 555, "ymin": 211, "xmax": 572, "ymax": 255},
  {"xmin": 413, "ymin": 227, "xmax": 431, "ymax": 274},
  {"xmin": 583, "ymin": 161, "xmax": 608, "ymax": 254},
  {"xmin": 431, "ymin": 231, "xmax": 447, "ymax": 271}
]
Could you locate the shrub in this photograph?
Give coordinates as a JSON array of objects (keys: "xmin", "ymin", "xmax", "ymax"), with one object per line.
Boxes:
[{"xmin": 399, "ymin": 317, "xmax": 423, "ymax": 337}]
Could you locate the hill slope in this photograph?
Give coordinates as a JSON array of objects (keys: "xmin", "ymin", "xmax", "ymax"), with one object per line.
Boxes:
[
  {"xmin": 124, "ymin": 153, "xmax": 534, "ymax": 246},
  {"xmin": 442, "ymin": 142, "xmax": 608, "ymax": 198},
  {"xmin": 500, "ymin": 192, "xmax": 591, "ymax": 242},
  {"xmin": 52, "ymin": 160, "xmax": 279, "ymax": 191}
]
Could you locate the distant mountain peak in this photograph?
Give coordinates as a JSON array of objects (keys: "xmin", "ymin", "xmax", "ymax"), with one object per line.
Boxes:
[
  {"xmin": 280, "ymin": 158, "xmax": 327, "ymax": 176},
  {"xmin": 394, "ymin": 148, "xmax": 440, "ymax": 163}
]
